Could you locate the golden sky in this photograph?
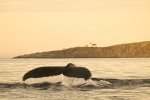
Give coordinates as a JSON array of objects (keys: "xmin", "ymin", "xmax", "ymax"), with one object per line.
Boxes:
[{"xmin": 0, "ymin": 0, "xmax": 150, "ymax": 58}]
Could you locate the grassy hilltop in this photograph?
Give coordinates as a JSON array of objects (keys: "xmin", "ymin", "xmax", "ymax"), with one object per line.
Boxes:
[{"xmin": 14, "ymin": 41, "xmax": 150, "ymax": 58}]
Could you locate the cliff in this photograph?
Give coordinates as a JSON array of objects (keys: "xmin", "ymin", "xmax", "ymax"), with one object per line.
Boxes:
[{"xmin": 14, "ymin": 41, "xmax": 150, "ymax": 58}]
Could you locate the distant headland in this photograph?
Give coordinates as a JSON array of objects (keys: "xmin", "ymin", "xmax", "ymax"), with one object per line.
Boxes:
[{"xmin": 14, "ymin": 41, "xmax": 150, "ymax": 58}]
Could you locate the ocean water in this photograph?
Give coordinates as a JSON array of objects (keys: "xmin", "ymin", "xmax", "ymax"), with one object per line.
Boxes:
[{"xmin": 0, "ymin": 58, "xmax": 150, "ymax": 100}]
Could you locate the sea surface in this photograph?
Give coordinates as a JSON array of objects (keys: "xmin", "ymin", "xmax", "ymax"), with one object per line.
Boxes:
[{"xmin": 0, "ymin": 58, "xmax": 150, "ymax": 100}]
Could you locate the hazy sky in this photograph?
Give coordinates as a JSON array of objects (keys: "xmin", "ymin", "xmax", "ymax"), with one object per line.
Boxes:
[{"xmin": 0, "ymin": 0, "xmax": 150, "ymax": 58}]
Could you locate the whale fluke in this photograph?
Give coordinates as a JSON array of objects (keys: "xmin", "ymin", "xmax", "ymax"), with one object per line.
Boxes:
[
  {"xmin": 22, "ymin": 63, "xmax": 92, "ymax": 81},
  {"xmin": 23, "ymin": 67, "xmax": 65, "ymax": 81}
]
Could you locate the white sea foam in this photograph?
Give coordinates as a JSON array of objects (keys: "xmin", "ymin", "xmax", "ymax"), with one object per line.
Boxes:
[
  {"xmin": 61, "ymin": 77, "xmax": 111, "ymax": 87},
  {"xmin": 61, "ymin": 76, "xmax": 86, "ymax": 86}
]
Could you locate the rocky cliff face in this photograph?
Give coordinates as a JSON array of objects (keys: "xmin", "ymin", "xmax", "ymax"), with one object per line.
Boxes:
[{"xmin": 14, "ymin": 41, "xmax": 150, "ymax": 58}]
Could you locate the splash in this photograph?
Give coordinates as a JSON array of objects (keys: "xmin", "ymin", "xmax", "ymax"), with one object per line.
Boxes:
[{"xmin": 0, "ymin": 78, "xmax": 150, "ymax": 90}]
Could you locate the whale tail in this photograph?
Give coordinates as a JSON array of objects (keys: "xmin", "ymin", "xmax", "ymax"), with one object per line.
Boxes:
[{"xmin": 22, "ymin": 63, "xmax": 92, "ymax": 81}]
